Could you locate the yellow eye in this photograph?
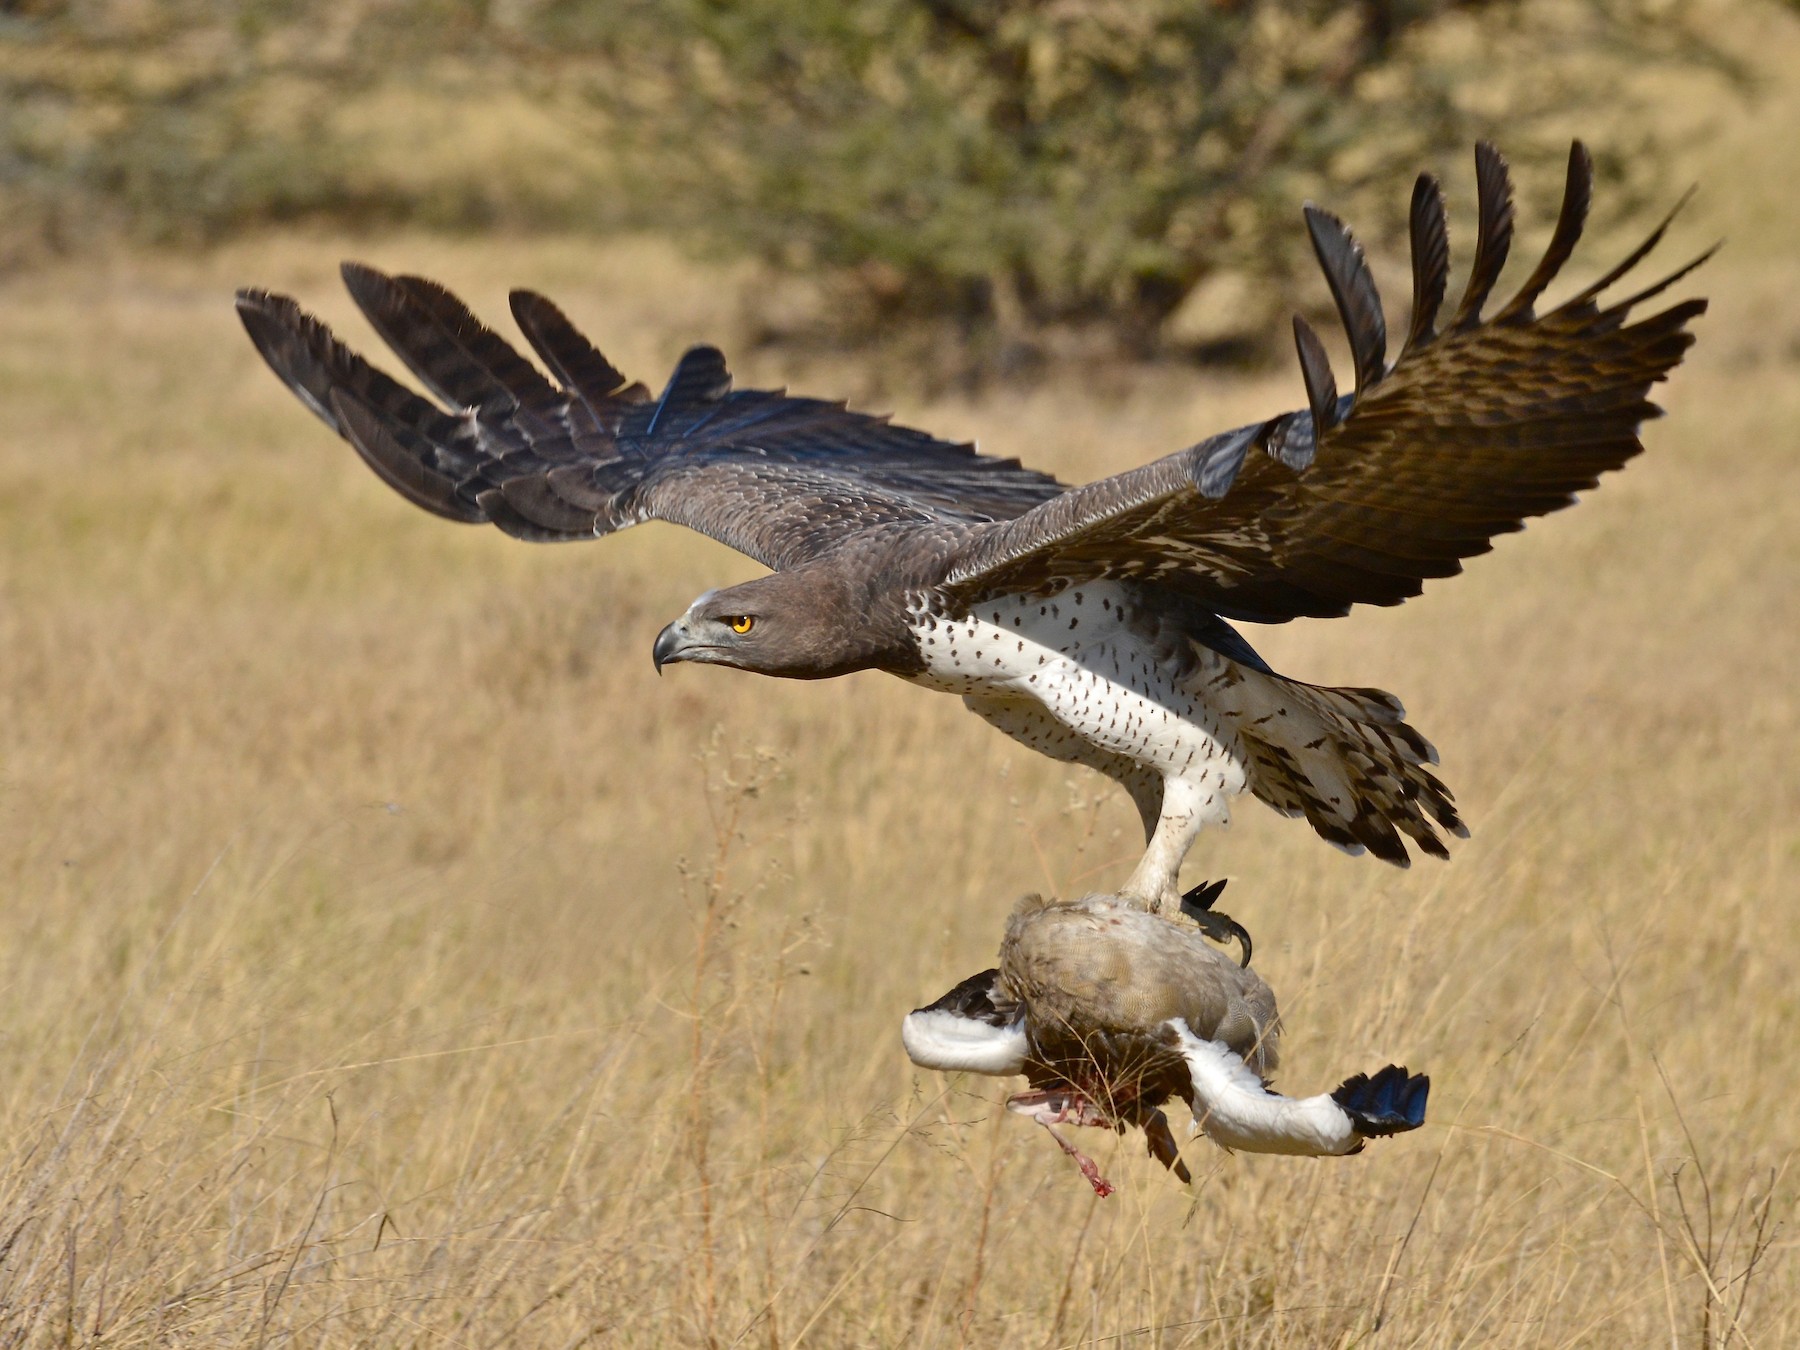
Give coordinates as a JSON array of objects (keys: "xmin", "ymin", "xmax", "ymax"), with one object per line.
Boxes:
[{"xmin": 728, "ymin": 615, "xmax": 754, "ymax": 634}]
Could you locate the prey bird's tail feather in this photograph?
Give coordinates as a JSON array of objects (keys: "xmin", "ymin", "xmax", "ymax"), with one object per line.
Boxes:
[{"xmin": 1330, "ymin": 1065, "xmax": 1430, "ymax": 1137}]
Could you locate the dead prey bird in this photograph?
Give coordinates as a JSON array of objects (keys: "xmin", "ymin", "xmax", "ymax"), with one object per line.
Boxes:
[
  {"xmin": 902, "ymin": 886, "xmax": 1428, "ymax": 1195},
  {"xmin": 238, "ymin": 142, "xmax": 1706, "ymax": 919}
]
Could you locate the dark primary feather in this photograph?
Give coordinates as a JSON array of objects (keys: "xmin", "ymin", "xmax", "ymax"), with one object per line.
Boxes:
[
  {"xmin": 237, "ymin": 265, "xmax": 1067, "ymax": 569},
  {"xmin": 1291, "ymin": 315, "xmax": 1340, "ymax": 444},
  {"xmin": 1493, "ymin": 142, "xmax": 1593, "ymax": 323},
  {"xmin": 508, "ymin": 290, "xmax": 644, "ymax": 407},
  {"xmin": 1447, "ymin": 141, "xmax": 1515, "ymax": 331},
  {"xmin": 238, "ymin": 289, "xmax": 489, "ymax": 524},
  {"xmin": 1404, "ymin": 172, "xmax": 1450, "ymax": 353},
  {"xmin": 341, "ymin": 264, "xmax": 563, "ymax": 429},
  {"xmin": 939, "ymin": 140, "xmax": 1709, "ymax": 623},
  {"xmin": 1303, "ymin": 205, "xmax": 1386, "ymax": 394}
]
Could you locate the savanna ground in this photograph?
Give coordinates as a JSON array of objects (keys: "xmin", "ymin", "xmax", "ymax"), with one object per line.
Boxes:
[{"xmin": 3, "ymin": 12, "xmax": 1799, "ymax": 1349}]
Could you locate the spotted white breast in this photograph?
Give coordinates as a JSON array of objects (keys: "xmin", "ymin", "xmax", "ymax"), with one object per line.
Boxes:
[{"xmin": 906, "ymin": 582, "xmax": 1248, "ymax": 806}]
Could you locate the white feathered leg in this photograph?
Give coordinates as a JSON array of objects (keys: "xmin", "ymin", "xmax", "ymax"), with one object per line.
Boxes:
[{"xmin": 1120, "ymin": 777, "xmax": 1218, "ymax": 911}]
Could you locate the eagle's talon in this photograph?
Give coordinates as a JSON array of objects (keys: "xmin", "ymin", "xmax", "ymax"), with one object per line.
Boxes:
[
  {"xmin": 1194, "ymin": 910, "xmax": 1253, "ymax": 968},
  {"xmin": 1179, "ymin": 879, "xmax": 1254, "ymax": 968}
]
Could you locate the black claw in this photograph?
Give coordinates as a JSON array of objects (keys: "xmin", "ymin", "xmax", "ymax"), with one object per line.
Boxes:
[
  {"xmin": 1179, "ymin": 879, "xmax": 1254, "ymax": 967},
  {"xmin": 1222, "ymin": 914, "xmax": 1253, "ymax": 969},
  {"xmin": 1179, "ymin": 878, "xmax": 1227, "ymax": 915}
]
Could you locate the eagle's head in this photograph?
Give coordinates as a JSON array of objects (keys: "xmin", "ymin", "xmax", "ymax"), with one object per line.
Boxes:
[{"xmin": 651, "ymin": 568, "xmax": 907, "ymax": 681}]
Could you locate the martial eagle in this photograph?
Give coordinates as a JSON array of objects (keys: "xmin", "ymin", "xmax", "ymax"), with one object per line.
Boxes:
[
  {"xmin": 901, "ymin": 885, "xmax": 1429, "ymax": 1194},
  {"xmin": 237, "ymin": 142, "xmax": 1707, "ymax": 917}
]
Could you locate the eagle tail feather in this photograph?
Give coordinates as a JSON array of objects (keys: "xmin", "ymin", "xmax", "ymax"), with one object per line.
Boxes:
[{"xmin": 1205, "ymin": 657, "xmax": 1463, "ymax": 866}]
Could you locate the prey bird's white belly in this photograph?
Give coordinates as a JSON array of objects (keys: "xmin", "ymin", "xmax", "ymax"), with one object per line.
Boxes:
[{"xmin": 906, "ymin": 584, "xmax": 1247, "ymax": 806}]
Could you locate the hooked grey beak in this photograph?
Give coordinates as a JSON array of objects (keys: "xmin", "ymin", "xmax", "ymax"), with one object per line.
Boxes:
[{"xmin": 652, "ymin": 619, "xmax": 686, "ymax": 675}]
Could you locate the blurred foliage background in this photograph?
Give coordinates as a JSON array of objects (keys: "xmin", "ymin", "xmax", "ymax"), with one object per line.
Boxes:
[{"xmin": 0, "ymin": 0, "xmax": 1751, "ymax": 366}]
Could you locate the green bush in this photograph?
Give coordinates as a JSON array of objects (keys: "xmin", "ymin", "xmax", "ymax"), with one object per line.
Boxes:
[
  {"xmin": 568, "ymin": 0, "xmax": 1736, "ymax": 357},
  {"xmin": 1, "ymin": 0, "xmax": 1740, "ymax": 360},
  {"xmin": 0, "ymin": 1, "xmax": 615, "ymax": 259}
]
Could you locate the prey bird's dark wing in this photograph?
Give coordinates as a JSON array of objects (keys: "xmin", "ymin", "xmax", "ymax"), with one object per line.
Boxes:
[
  {"xmin": 236, "ymin": 268, "xmax": 1066, "ymax": 570},
  {"xmin": 938, "ymin": 142, "xmax": 1710, "ymax": 622}
]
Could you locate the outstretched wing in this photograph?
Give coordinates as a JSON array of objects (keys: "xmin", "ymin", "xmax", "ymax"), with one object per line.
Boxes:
[
  {"xmin": 237, "ymin": 267, "xmax": 1066, "ymax": 570},
  {"xmin": 939, "ymin": 142, "xmax": 1710, "ymax": 622}
]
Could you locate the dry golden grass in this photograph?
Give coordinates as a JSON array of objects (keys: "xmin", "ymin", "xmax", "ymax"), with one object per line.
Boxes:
[{"xmin": 3, "ymin": 17, "xmax": 1799, "ymax": 1348}]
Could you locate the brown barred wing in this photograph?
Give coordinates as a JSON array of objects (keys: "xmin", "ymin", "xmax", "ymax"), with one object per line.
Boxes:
[{"xmin": 938, "ymin": 142, "xmax": 1710, "ymax": 623}]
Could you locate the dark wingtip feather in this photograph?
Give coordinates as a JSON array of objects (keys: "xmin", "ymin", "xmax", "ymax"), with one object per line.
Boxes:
[
  {"xmin": 1291, "ymin": 315, "xmax": 1341, "ymax": 438},
  {"xmin": 339, "ymin": 259, "xmax": 394, "ymax": 316},
  {"xmin": 508, "ymin": 289, "xmax": 637, "ymax": 405},
  {"xmin": 646, "ymin": 345, "xmax": 733, "ymax": 436},
  {"xmin": 1414, "ymin": 832, "xmax": 1451, "ymax": 861},
  {"xmin": 1358, "ymin": 817, "xmax": 1412, "ymax": 867},
  {"xmin": 235, "ymin": 286, "xmax": 286, "ymax": 320},
  {"xmin": 1303, "ymin": 205, "xmax": 1387, "ymax": 394},
  {"xmin": 1608, "ymin": 246, "xmax": 1719, "ymax": 315},
  {"xmin": 1565, "ymin": 183, "xmax": 1698, "ymax": 310},
  {"xmin": 235, "ymin": 289, "xmax": 344, "ymax": 432},
  {"xmin": 1493, "ymin": 140, "xmax": 1593, "ymax": 323},
  {"xmin": 1331, "ymin": 1065, "xmax": 1429, "ymax": 1137},
  {"xmin": 339, "ymin": 260, "xmax": 445, "ymax": 398},
  {"xmin": 1449, "ymin": 142, "xmax": 1515, "ymax": 330},
  {"xmin": 1404, "ymin": 173, "xmax": 1450, "ymax": 353},
  {"xmin": 329, "ymin": 389, "xmax": 484, "ymax": 524},
  {"xmin": 340, "ymin": 263, "xmax": 563, "ymax": 418}
]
